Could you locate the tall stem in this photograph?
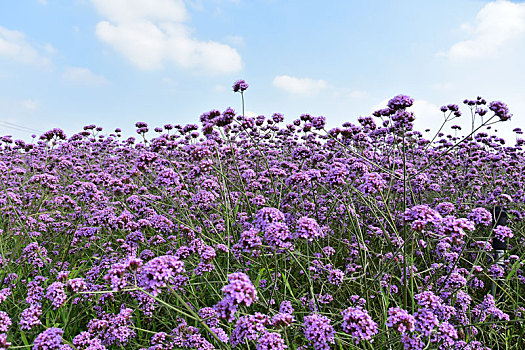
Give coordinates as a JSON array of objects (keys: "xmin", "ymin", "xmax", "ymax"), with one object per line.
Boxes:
[{"xmin": 241, "ymin": 92, "xmax": 245, "ymax": 118}]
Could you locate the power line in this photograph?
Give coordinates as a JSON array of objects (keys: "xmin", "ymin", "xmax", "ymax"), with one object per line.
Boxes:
[{"xmin": 0, "ymin": 120, "xmax": 43, "ymax": 133}]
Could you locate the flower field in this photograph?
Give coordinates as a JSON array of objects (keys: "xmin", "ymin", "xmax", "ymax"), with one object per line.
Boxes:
[{"xmin": 0, "ymin": 81, "xmax": 524, "ymax": 349}]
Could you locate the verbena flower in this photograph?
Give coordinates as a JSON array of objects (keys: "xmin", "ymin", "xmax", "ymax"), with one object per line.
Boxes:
[
  {"xmin": 293, "ymin": 217, "xmax": 324, "ymax": 241},
  {"xmin": 137, "ymin": 255, "xmax": 187, "ymax": 296},
  {"xmin": 221, "ymin": 272, "xmax": 258, "ymax": 307},
  {"xmin": 233, "ymin": 80, "xmax": 249, "ymax": 93},
  {"xmin": 33, "ymin": 327, "xmax": 64, "ymax": 350},
  {"xmin": 493, "ymin": 225, "xmax": 513, "ymax": 241},
  {"xmin": 256, "ymin": 332, "xmax": 287, "ymax": 350},
  {"xmin": 386, "ymin": 307, "xmax": 415, "ymax": 334},
  {"xmin": 19, "ymin": 305, "xmax": 42, "ymax": 330},
  {"xmin": 303, "ymin": 314, "xmax": 335, "ymax": 350},
  {"xmin": 489, "ymin": 101, "xmax": 512, "ymax": 121},
  {"xmin": 341, "ymin": 306, "xmax": 378, "ymax": 344},
  {"xmin": 45, "ymin": 282, "xmax": 67, "ymax": 309},
  {"xmin": 0, "ymin": 312, "xmax": 11, "ymax": 332}
]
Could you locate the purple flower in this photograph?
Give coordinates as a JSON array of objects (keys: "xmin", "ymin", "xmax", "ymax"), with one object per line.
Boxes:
[
  {"xmin": 46, "ymin": 282, "xmax": 67, "ymax": 309},
  {"xmin": 272, "ymin": 313, "xmax": 295, "ymax": 327},
  {"xmin": 493, "ymin": 225, "xmax": 513, "ymax": 241},
  {"xmin": 293, "ymin": 217, "xmax": 325, "ymax": 241},
  {"xmin": 403, "ymin": 205, "xmax": 442, "ymax": 224},
  {"xmin": 472, "ymin": 294, "xmax": 510, "ymax": 322},
  {"xmin": 279, "ymin": 300, "xmax": 294, "ymax": 314},
  {"xmin": 199, "ymin": 307, "xmax": 219, "ymax": 326},
  {"xmin": 0, "ymin": 288, "xmax": 10, "ymax": 304},
  {"xmin": 435, "ymin": 202, "xmax": 455, "ymax": 216},
  {"xmin": 359, "ymin": 172, "xmax": 386, "ymax": 194},
  {"xmin": 0, "ymin": 333, "xmax": 11, "ymax": 349},
  {"xmin": 489, "ymin": 101, "xmax": 512, "ymax": 121},
  {"xmin": 387, "ymin": 94, "xmax": 414, "ymax": 110},
  {"xmin": 264, "ymin": 222, "xmax": 292, "ymax": 250},
  {"xmin": 414, "ymin": 308, "xmax": 438, "ymax": 336},
  {"xmin": 256, "ymin": 332, "xmax": 287, "ymax": 350},
  {"xmin": 33, "ymin": 327, "xmax": 64, "ymax": 350},
  {"xmin": 230, "ymin": 313, "xmax": 269, "ymax": 346},
  {"xmin": 233, "ymin": 80, "xmax": 249, "ymax": 93},
  {"xmin": 19, "ymin": 305, "xmax": 42, "ymax": 330},
  {"xmin": 433, "ymin": 322, "xmax": 458, "ymax": 347},
  {"xmin": 386, "ymin": 307, "xmax": 415, "ymax": 334},
  {"xmin": 312, "ymin": 116, "xmax": 326, "ymax": 130},
  {"xmin": 213, "ymin": 298, "xmax": 238, "ymax": 323},
  {"xmin": 66, "ymin": 278, "xmax": 87, "ymax": 293},
  {"xmin": 72, "ymin": 332, "xmax": 105, "ymax": 350},
  {"xmin": 468, "ymin": 207, "xmax": 492, "ymax": 226},
  {"xmin": 104, "ymin": 263, "xmax": 128, "ymax": 291},
  {"xmin": 221, "ymin": 272, "xmax": 258, "ymax": 307},
  {"xmin": 303, "ymin": 314, "xmax": 335, "ymax": 350},
  {"xmin": 414, "ymin": 291, "xmax": 442, "ymax": 310},
  {"xmin": 341, "ymin": 306, "xmax": 378, "ymax": 344},
  {"xmin": 327, "ymin": 268, "xmax": 344, "ymax": 286},
  {"xmin": 0, "ymin": 312, "xmax": 10, "ymax": 332},
  {"xmin": 254, "ymin": 207, "xmax": 285, "ymax": 231},
  {"xmin": 137, "ymin": 255, "xmax": 187, "ymax": 296}
]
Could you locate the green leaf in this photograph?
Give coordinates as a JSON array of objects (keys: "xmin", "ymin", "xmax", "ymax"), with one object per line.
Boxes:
[{"xmin": 21, "ymin": 330, "xmax": 29, "ymax": 347}]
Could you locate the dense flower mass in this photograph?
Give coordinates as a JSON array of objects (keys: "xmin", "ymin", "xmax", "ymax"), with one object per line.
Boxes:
[
  {"xmin": 33, "ymin": 327, "xmax": 64, "ymax": 350},
  {"xmin": 221, "ymin": 272, "xmax": 258, "ymax": 307},
  {"xmin": 341, "ymin": 306, "xmax": 378, "ymax": 344},
  {"xmin": 137, "ymin": 255, "xmax": 187, "ymax": 296},
  {"xmin": 303, "ymin": 314, "xmax": 335, "ymax": 350},
  {"xmin": 0, "ymin": 84, "xmax": 522, "ymax": 349},
  {"xmin": 387, "ymin": 307, "xmax": 416, "ymax": 334}
]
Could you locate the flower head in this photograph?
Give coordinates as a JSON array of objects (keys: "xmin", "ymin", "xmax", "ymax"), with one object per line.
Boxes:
[
  {"xmin": 33, "ymin": 328, "xmax": 64, "ymax": 350},
  {"xmin": 341, "ymin": 306, "xmax": 378, "ymax": 344},
  {"xmin": 489, "ymin": 101, "xmax": 512, "ymax": 121},
  {"xmin": 233, "ymin": 80, "xmax": 249, "ymax": 93},
  {"xmin": 303, "ymin": 314, "xmax": 335, "ymax": 350},
  {"xmin": 386, "ymin": 307, "xmax": 415, "ymax": 334},
  {"xmin": 387, "ymin": 95, "xmax": 414, "ymax": 110},
  {"xmin": 221, "ymin": 272, "xmax": 258, "ymax": 307}
]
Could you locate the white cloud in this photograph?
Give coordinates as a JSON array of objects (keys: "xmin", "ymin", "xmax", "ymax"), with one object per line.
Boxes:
[
  {"xmin": 409, "ymin": 100, "xmax": 446, "ymax": 133},
  {"xmin": 21, "ymin": 99, "xmax": 39, "ymax": 110},
  {"xmin": 348, "ymin": 90, "xmax": 368, "ymax": 99},
  {"xmin": 430, "ymin": 82, "xmax": 455, "ymax": 91},
  {"xmin": 44, "ymin": 43, "xmax": 57, "ymax": 55},
  {"xmin": 0, "ymin": 26, "xmax": 51, "ymax": 66},
  {"xmin": 244, "ymin": 110, "xmax": 259, "ymax": 118},
  {"xmin": 223, "ymin": 34, "xmax": 245, "ymax": 47},
  {"xmin": 37, "ymin": 0, "xmax": 48, "ymax": 5},
  {"xmin": 273, "ymin": 75, "xmax": 328, "ymax": 95},
  {"xmin": 91, "ymin": 0, "xmax": 188, "ymax": 23},
  {"xmin": 62, "ymin": 66, "xmax": 109, "ymax": 86},
  {"xmin": 443, "ymin": 0, "xmax": 525, "ymax": 60},
  {"xmin": 91, "ymin": 0, "xmax": 243, "ymax": 74}
]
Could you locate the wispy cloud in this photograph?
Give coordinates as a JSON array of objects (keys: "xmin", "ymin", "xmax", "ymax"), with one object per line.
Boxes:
[
  {"xmin": 21, "ymin": 99, "xmax": 39, "ymax": 110},
  {"xmin": 62, "ymin": 66, "xmax": 109, "ymax": 86},
  {"xmin": 0, "ymin": 26, "xmax": 51, "ymax": 66},
  {"xmin": 273, "ymin": 75, "xmax": 328, "ymax": 95},
  {"xmin": 91, "ymin": 0, "xmax": 243, "ymax": 74},
  {"xmin": 442, "ymin": 0, "xmax": 525, "ymax": 60},
  {"xmin": 333, "ymin": 89, "xmax": 369, "ymax": 99}
]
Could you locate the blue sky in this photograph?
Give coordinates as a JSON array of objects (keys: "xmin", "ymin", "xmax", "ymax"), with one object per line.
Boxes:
[{"xmin": 1, "ymin": 0, "xmax": 524, "ymax": 142}]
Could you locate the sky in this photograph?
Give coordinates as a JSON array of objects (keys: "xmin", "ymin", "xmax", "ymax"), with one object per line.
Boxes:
[{"xmin": 0, "ymin": 0, "xmax": 524, "ymax": 143}]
